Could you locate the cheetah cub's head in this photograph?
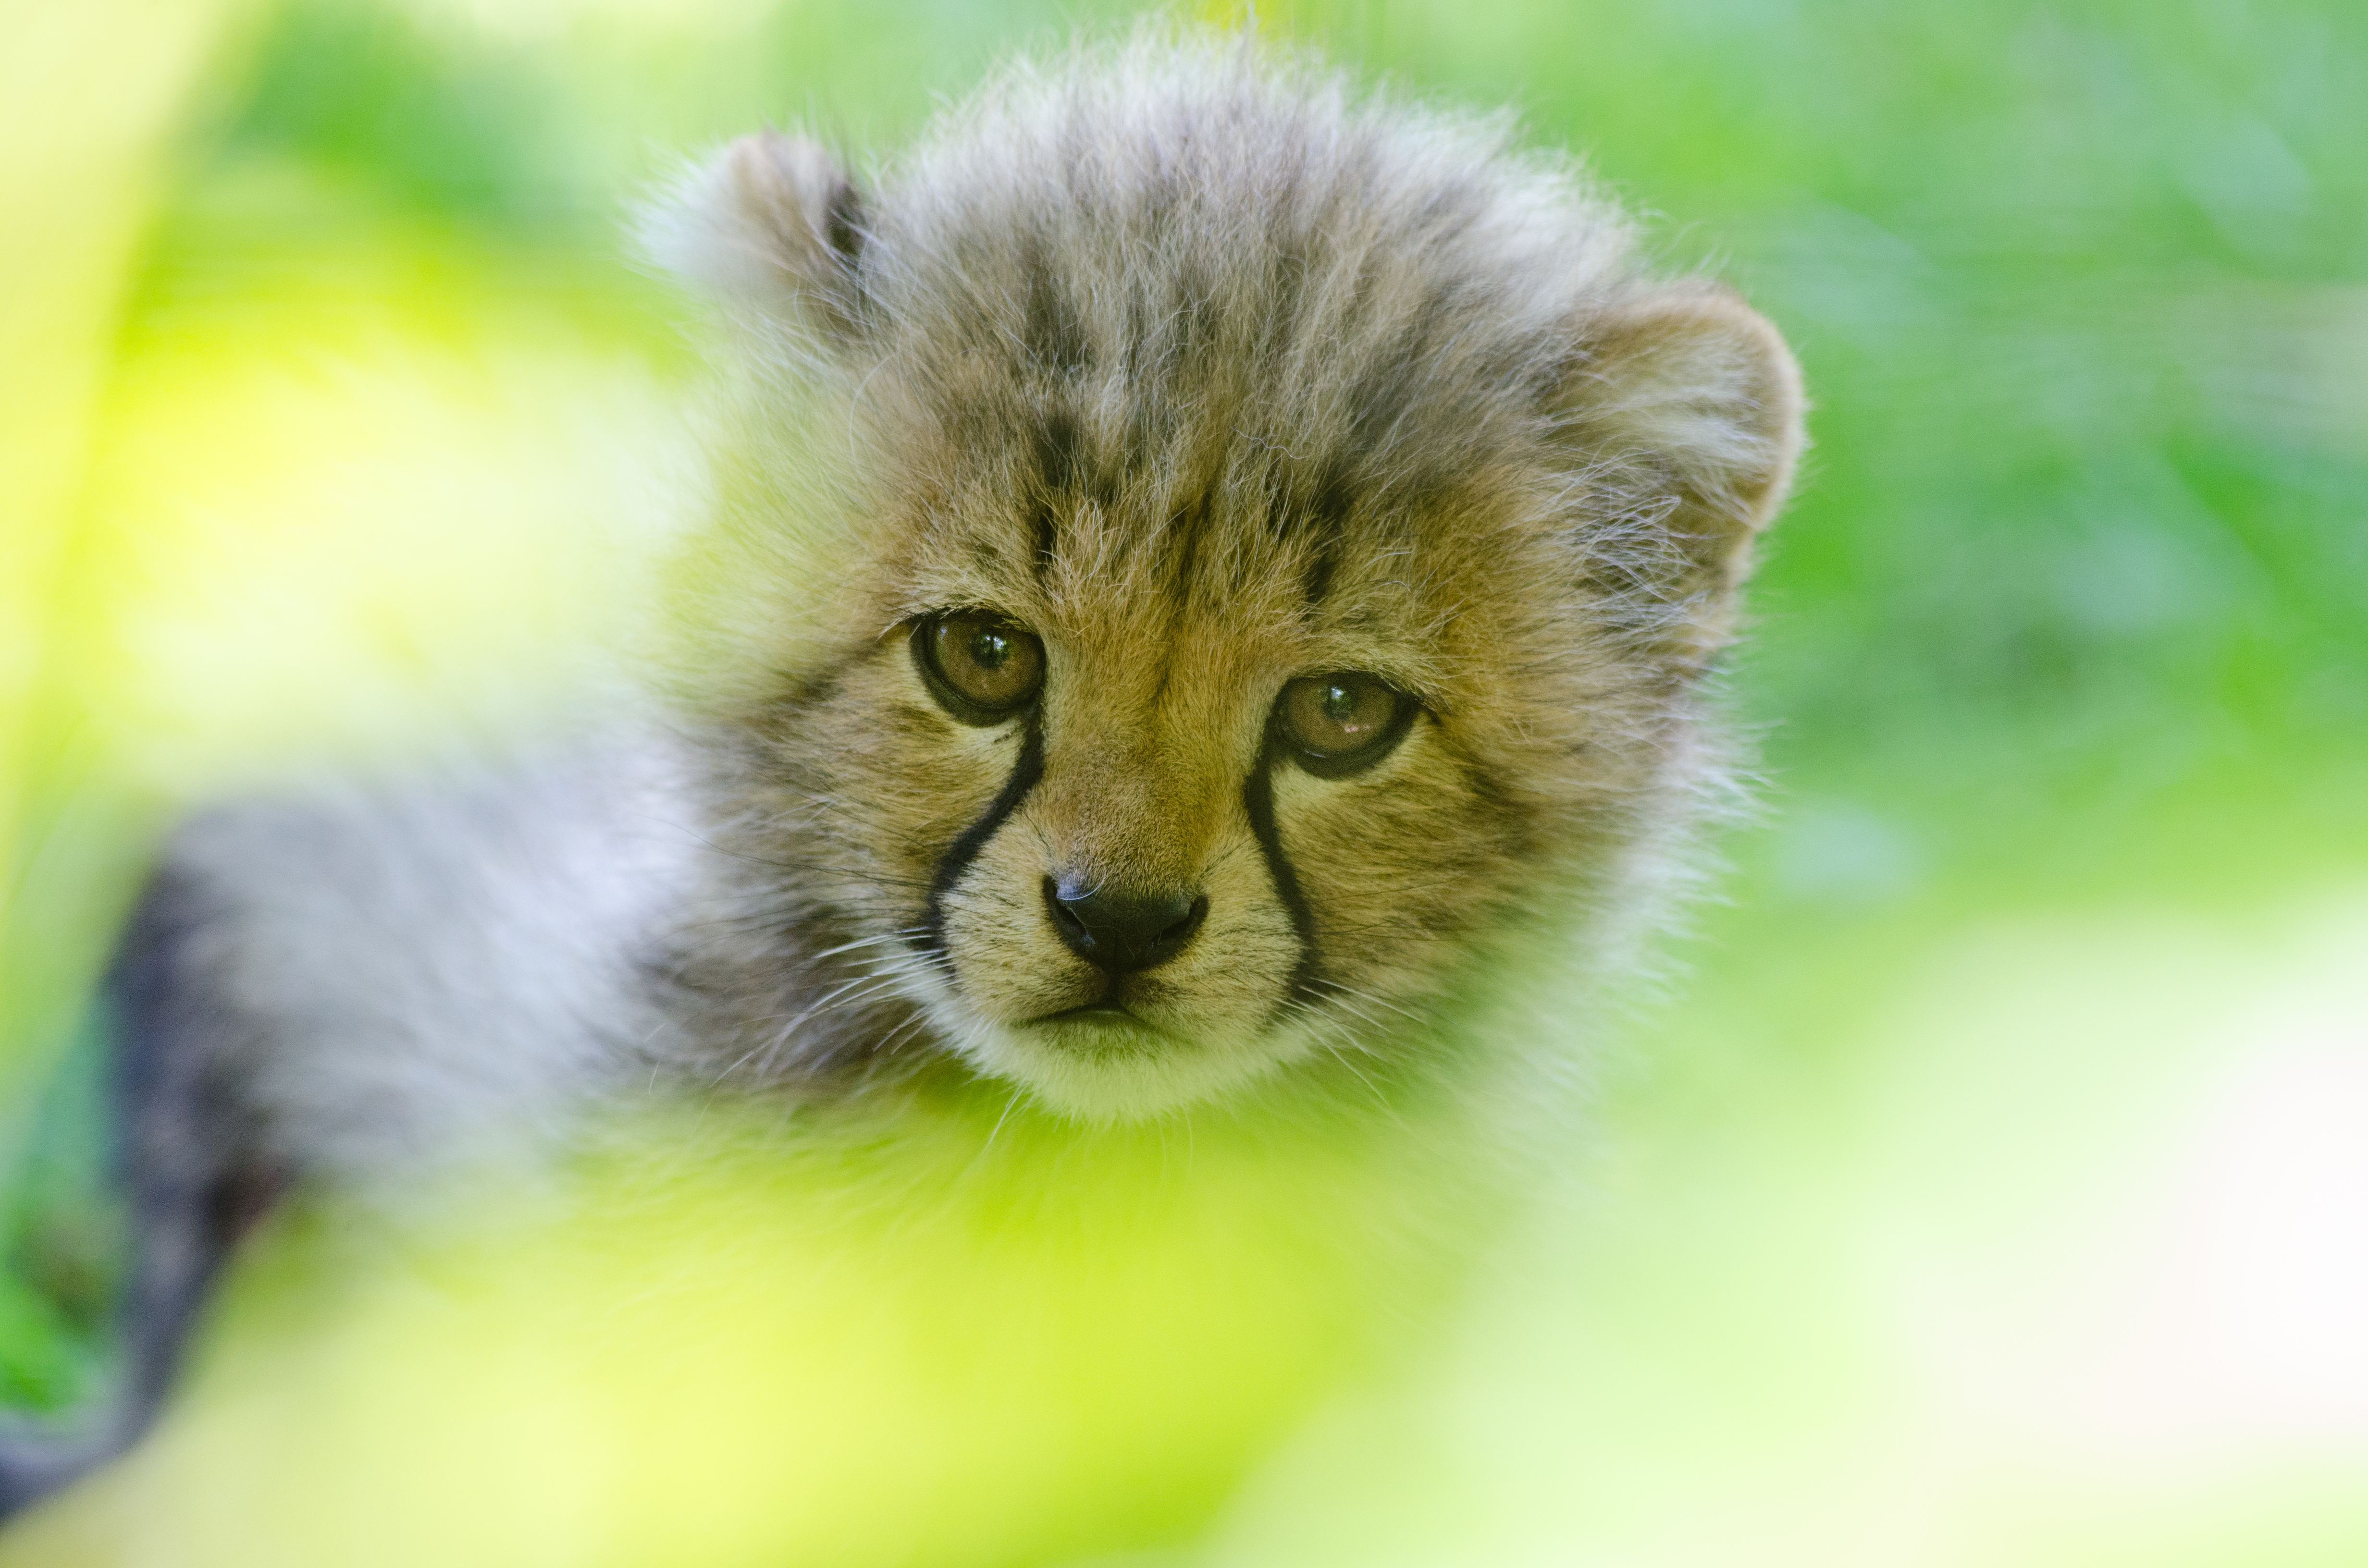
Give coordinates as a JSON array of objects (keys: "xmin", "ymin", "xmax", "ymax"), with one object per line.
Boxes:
[{"xmin": 652, "ymin": 41, "xmax": 1802, "ymax": 1120}]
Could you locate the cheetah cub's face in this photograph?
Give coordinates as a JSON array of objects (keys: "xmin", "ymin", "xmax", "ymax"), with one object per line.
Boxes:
[
  {"xmin": 882, "ymin": 521, "xmax": 1480, "ymax": 1119},
  {"xmin": 658, "ymin": 53, "xmax": 1801, "ymax": 1120}
]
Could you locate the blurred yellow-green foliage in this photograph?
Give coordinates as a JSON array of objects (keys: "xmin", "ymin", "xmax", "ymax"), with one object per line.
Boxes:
[{"xmin": 2, "ymin": 0, "xmax": 2364, "ymax": 1562}]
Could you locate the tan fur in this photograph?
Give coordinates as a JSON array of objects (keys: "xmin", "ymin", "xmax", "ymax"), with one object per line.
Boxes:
[{"xmin": 644, "ymin": 29, "xmax": 1805, "ymax": 1120}]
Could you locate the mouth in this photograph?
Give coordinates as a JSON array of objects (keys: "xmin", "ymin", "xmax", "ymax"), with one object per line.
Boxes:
[
  {"xmin": 1025, "ymin": 998, "xmax": 1177, "ymax": 1046},
  {"xmin": 975, "ymin": 994, "xmax": 1281, "ymax": 1119},
  {"xmin": 1035, "ymin": 999, "xmax": 1141, "ymax": 1026}
]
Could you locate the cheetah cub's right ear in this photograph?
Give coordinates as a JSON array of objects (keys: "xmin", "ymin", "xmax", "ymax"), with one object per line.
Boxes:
[
  {"xmin": 642, "ymin": 131, "xmax": 869, "ymax": 345},
  {"xmin": 1564, "ymin": 282, "xmax": 1806, "ymax": 660}
]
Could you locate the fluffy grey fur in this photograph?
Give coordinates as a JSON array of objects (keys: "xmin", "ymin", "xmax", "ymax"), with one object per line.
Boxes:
[{"xmin": 0, "ymin": 28, "xmax": 1801, "ymax": 1517}]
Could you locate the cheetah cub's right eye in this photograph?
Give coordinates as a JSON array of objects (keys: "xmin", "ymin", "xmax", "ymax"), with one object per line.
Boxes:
[
  {"xmin": 914, "ymin": 611, "xmax": 1046, "ymax": 723},
  {"xmin": 1274, "ymin": 674, "xmax": 1416, "ymax": 779}
]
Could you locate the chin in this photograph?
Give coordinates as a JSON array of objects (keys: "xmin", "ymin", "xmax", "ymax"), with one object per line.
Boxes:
[{"xmin": 944, "ymin": 1010, "xmax": 1303, "ymax": 1123}]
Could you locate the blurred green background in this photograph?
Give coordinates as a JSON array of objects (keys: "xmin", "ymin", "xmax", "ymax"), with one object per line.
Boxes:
[{"xmin": 2, "ymin": 0, "xmax": 2363, "ymax": 1562}]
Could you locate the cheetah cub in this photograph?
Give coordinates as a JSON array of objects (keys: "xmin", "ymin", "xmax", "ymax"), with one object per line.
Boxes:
[{"xmin": 2, "ymin": 32, "xmax": 1801, "ymax": 1514}]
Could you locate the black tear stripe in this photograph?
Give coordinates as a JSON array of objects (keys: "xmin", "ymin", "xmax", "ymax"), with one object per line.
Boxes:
[
  {"xmin": 1242, "ymin": 745, "xmax": 1322, "ymax": 1015},
  {"xmin": 919, "ymin": 718, "xmax": 1047, "ymax": 963}
]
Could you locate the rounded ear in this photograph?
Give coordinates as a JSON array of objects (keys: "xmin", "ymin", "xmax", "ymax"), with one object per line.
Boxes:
[
  {"xmin": 1561, "ymin": 282, "xmax": 1805, "ymax": 654},
  {"xmin": 640, "ymin": 132, "xmax": 869, "ymax": 344}
]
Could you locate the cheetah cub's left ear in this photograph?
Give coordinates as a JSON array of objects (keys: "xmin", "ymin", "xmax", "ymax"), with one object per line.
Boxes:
[
  {"xmin": 1563, "ymin": 283, "xmax": 1806, "ymax": 659},
  {"xmin": 641, "ymin": 131, "xmax": 869, "ymax": 344}
]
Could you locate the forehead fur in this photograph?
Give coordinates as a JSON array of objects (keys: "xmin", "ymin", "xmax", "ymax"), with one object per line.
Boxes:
[
  {"xmin": 841, "ymin": 37, "xmax": 1641, "ymax": 625},
  {"xmin": 648, "ymin": 33, "xmax": 1800, "ymax": 723}
]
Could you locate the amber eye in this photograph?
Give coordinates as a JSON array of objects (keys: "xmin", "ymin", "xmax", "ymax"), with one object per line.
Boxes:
[
  {"xmin": 914, "ymin": 610, "xmax": 1045, "ymax": 722},
  {"xmin": 1274, "ymin": 673, "xmax": 1414, "ymax": 777}
]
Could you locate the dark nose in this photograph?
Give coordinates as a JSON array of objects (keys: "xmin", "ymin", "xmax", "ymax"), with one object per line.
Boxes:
[{"xmin": 1043, "ymin": 875, "xmax": 1207, "ymax": 975}]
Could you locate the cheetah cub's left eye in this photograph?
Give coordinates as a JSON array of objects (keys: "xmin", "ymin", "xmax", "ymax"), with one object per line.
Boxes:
[
  {"xmin": 915, "ymin": 611, "xmax": 1046, "ymax": 723},
  {"xmin": 1275, "ymin": 674, "xmax": 1415, "ymax": 778}
]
